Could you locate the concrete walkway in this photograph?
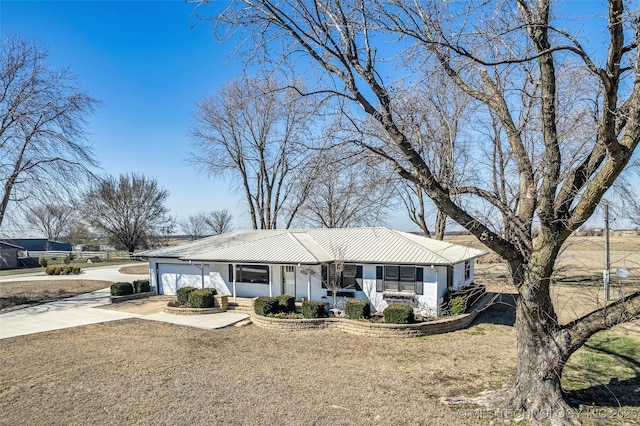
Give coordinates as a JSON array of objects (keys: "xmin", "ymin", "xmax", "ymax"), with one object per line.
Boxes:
[{"xmin": 0, "ymin": 264, "xmax": 249, "ymax": 339}]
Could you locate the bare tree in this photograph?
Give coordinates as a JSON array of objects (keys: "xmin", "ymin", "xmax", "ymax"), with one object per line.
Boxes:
[
  {"xmin": 0, "ymin": 36, "xmax": 98, "ymax": 229},
  {"xmin": 392, "ymin": 78, "xmax": 472, "ymax": 239},
  {"xmin": 210, "ymin": 0, "xmax": 640, "ymax": 417},
  {"xmin": 179, "ymin": 212, "xmax": 208, "ymax": 240},
  {"xmin": 299, "ymin": 148, "xmax": 396, "ymax": 228},
  {"xmin": 82, "ymin": 174, "xmax": 173, "ymax": 254},
  {"xmin": 190, "ymin": 76, "xmax": 318, "ymax": 229},
  {"xmin": 25, "ymin": 202, "xmax": 76, "ymax": 241},
  {"xmin": 204, "ymin": 209, "xmax": 233, "ymax": 235}
]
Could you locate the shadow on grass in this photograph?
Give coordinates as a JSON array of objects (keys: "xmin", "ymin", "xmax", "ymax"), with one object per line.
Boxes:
[
  {"xmin": 566, "ymin": 376, "xmax": 640, "ymax": 408},
  {"xmin": 471, "ymin": 293, "xmax": 517, "ymax": 327}
]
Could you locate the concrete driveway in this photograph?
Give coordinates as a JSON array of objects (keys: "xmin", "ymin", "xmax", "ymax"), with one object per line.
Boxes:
[{"xmin": 0, "ymin": 264, "xmax": 249, "ymax": 339}]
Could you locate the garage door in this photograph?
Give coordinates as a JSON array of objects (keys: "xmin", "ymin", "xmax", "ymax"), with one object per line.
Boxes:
[{"xmin": 157, "ymin": 263, "xmax": 208, "ymax": 295}]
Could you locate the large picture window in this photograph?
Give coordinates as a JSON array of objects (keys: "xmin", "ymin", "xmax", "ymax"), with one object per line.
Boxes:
[
  {"xmin": 321, "ymin": 263, "xmax": 363, "ymax": 291},
  {"xmin": 230, "ymin": 264, "xmax": 269, "ymax": 284},
  {"xmin": 376, "ymin": 265, "xmax": 424, "ymax": 294}
]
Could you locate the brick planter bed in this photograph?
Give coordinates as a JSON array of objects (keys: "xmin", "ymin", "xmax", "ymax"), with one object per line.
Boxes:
[
  {"xmin": 163, "ymin": 295, "xmax": 229, "ymax": 315},
  {"xmin": 110, "ymin": 291, "xmax": 156, "ymax": 304},
  {"xmin": 251, "ymin": 292, "xmax": 496, "ymax": 338}
]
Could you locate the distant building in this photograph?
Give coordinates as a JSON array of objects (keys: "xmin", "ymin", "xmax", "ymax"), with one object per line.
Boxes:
[
  {"xmin": 3, "ymin": 239, "xmax": 72, "ymax": 252},
  {"xmin": 0, "ymin": 241, "xmax": 23, "ymax": 270}
]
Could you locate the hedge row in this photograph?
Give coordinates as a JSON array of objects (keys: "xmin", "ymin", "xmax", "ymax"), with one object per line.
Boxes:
[
  {"xmin": 110, "ymin": 279, "xmax": 152, "ymax": 296},
  {"xmin": 45, "ymin": 266, "xmax": 81, "ymax": 275}
]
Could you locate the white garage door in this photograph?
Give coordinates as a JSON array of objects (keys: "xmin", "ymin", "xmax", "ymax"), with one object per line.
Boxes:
[{"xmin": 158, "ymin": 263, "xmax": 208, "ymax": 295}]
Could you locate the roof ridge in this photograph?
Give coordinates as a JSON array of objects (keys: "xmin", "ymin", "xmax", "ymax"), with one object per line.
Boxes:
[{"xmin": 286, "ymin": 231, "xmax": 326, "ymax": 263}]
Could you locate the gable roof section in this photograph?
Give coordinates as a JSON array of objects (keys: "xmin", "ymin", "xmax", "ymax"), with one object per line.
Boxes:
[
  {"xmin": 0, "ymin": 240, "xmax": 24, "ymax": 250},
  {"xmin": 142, "ymin": 227, "xmax": 486, "ymax": 265}
]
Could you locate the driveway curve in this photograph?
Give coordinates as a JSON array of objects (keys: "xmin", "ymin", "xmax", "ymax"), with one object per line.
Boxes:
[{"xmin": 0, "ymin": 264, "xmax": 248, "ymax": 339}]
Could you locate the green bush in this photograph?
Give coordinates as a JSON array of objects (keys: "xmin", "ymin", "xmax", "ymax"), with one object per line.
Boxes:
[
  {"xmin": 449, "ymin": 296, "xmax": 466, "ymax": 316},
  {"xmin": 72, "ymin": 266, "xmax": 81, "ymax": 274},
  {"xmin": 188, "ymin": 289, "xmax": 215, "ymax": 308},
  {"xmin": 133, "ymin": 279, "xmax": 151, "ymax": 293},
  {"xmin": 110, "ymin": 282, "xmax": 134, "ymax": 296},
  {"xmin": 345, "ymin": 299, "xmax": 371, "ymax": 320},
  {"xmin": 383, "ymin": 303, "xmax": 415, "ymax": 324},
  {"xmin": 277, "ymin": 294, "xmax": 296, "ymax": 313},
  {"xmin": 62, "ymin": 266, "xmax": 72, "ymax": 275},
  {"xmin": 45, "ymin": 266, "xmax": 55, "ymax": 275},
  {"xmin": 177, "ymin": 286, "xmax": 197, "ymax": 304},
  {"xmin": 254, "ymin": 296, "xmax": 280, "ymax": 316},
  {"xmin": 302, "ymin": 301, "xmax": 326, "ymax": 319},
  {"xmin": 53, "ymin": 266, "xmax": 62, "ymax": 275},
  {"xmin": 39, "ymin": 257, "xmax": 48, "ymax": 268}
]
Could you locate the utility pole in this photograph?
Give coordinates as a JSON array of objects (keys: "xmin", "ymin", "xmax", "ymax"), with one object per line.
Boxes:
[{"xmin": 604, "ymin": 201, "xmax": 610, "ymax": 302}]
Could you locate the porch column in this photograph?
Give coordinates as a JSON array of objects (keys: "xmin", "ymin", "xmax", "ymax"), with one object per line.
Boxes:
[
  {"xmin": 200, "ymin": 262, "xmax": 205, "ymax": 289},
  {"xmin": 307, "ymin": 269, "xmax": 311, "ymax": 301},
  {"xmin": 232, "ymin": 263, "xmax": 237, "ymax": 302},
  {"xmin": 268, "ymin": 265, "xmax": 273, "ymax": 297}
]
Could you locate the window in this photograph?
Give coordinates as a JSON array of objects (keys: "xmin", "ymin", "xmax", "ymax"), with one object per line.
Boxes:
[
  {"xmin": 376, "ymin": 265, "xmax": 424, "ymax": 294},
  {"xmin": 230, "ymin": 264, "xmax": 269, "ymax": 284},
  {"xmin": 464, "ymin": 260, "xmax": 471, "ymax": 280},
  {"xmin": 322, "ymin": 263, "xmax": 363, "ymax": 291}
]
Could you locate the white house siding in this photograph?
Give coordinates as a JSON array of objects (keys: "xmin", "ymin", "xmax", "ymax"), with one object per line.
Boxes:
[
  {"xmin": 147, "ymin": 258, "xmax": 478, "ymax": 317},
  {"xmin": 152, "ymin": 260, "xmax": 211, "ymax": 295}
]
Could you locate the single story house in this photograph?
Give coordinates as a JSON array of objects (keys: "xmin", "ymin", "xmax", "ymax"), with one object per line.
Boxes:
[
  {"xmin": 142, "ymin": 227, "xmax": 487, "ymax": 317},
  {"xmin": 0, "ymin": 241, "xmax": 23, "ymax": 270}
]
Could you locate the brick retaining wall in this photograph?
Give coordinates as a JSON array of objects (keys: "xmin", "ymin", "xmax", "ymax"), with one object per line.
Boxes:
[{"xmin": 250, "ymin": 292, "xmax": 496, "ymax": 338}]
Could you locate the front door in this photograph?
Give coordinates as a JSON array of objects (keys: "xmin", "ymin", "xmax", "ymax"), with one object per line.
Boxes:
[{"xmin": 282, "ymin": 265, "xmax": 296, "ymax": 297}]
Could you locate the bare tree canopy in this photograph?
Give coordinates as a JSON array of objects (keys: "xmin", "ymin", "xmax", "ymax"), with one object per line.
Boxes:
[
  {"xmin": 190, "ymin": 76, "xmax": 318, "ymax": 229},
  {"xmin": 208, "ymin": 0, "xmax": 640, "ymax": 417},
  {"xmin": 82, "ymin": 174, "xmax": 173, "ymax": 253},
  {"xmin": 179, "ymin": 212, "xmax": 208, "ymax": 240},
  {"xmin": 0, "ymin": 36, "xmax": 98, "ymax": 229},
  {"xmin": 298, "ymin": 148, "xmax": 396, "ymax": 228},
  {"xmin": 205, "ymin": 209, "xmax": 233, "ymax": 235},
  {"xmin": 25, "ymin": 201, "xmax": 76, "ymax": 241}
]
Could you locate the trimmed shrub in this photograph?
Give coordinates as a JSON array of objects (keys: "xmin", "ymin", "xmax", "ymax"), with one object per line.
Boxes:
[
  {"xmin": 277, "ymin": 294, "xmax": 296, "ymax": 313},
  {"xmin": 177, "ymin": 286, "xmax": 197, "ymax": 305},
  {"xmin": 53, "ymin": 266, "xmax": 62, "ymax": 275},
  {"xmin": 344, "ymin": 299, "xmax": 371, "ymax": 320},
  {"xmin": 383, "ymin": 303, "xmax": 415, "ymax": 324},
  {"xmin": 188, "ymin": 289, "xmax": 215, "ymax": 308},
  {"xmin": 254, "ymin": 296, "xmax": 280, "ymax": 316},
  {"xmin": 110, "ymin": 282, "xmax": 134, "ymax": 296},
  {"xmin": 72, "ymin": 266, "xmax": 81, "ymax": 274},
  {"xmin": 302, "ymin": 301, "xmax": 327, "ymax": 319},
  {"xmin": 62, "ymin": 266, "xmax": 72, "ymax": 275},
  {"xmin": 39, "ymin": 257, "xmax": 48, "ymax": 268},
  {"xmin": 133, "ymin": 279, "xmax": 151, "ymax": 293},
  {"xmin": 45, "ymin": 266, "xmax": 55, "ymax": 275},
  {"xmin": 449, "ymin": 296, "xmax": 466, "ymax": 316}
]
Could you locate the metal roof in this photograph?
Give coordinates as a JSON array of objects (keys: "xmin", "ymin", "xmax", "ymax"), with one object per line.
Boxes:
[{"xmin": 142, "ymin": 227, "xmax": 487, "ymax": 265}]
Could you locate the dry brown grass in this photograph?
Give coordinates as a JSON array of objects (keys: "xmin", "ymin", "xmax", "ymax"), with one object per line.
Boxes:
[
  {"xmin": 0, "ymin": 280, "xmax": 111, "ymax": 311},
  {"xmin": 118, "ymin": 264, "xmax": 149, "ymax": 275},
  {"xmin": 0, "ymin": 302, "xmax": 516, "ymax": 426}
]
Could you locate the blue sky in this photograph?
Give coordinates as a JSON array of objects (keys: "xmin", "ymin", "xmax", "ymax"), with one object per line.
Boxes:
[
  {"xmin": 1, "ymin": 0, "xmax": 263, "ymax": 230},
  {"xmin": 0, "ymin": 1, "xmax": 635, "ymax": 233}
]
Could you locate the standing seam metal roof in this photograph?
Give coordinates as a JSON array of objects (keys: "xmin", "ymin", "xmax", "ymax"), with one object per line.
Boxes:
[{"xmin": 142, "ymin": 227, "xmax": 487, "ymax": 265}]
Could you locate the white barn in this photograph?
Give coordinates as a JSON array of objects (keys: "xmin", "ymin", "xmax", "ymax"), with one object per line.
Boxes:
[{"xmin": 142, "ymin": 227, "xmax": 486, "ymax": 317}]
